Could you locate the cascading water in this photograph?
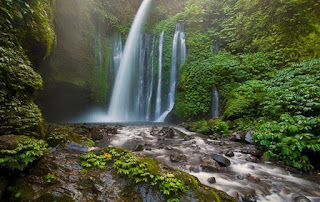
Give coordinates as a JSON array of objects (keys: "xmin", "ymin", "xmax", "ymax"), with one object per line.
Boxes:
[
  {"xmin": 146, "ymin": 37, "xmax": 156, "ymax": 121},
  {"xmin": 109, "ymin": 33, "xmax": 123, "ymax": 84},
  {"xmin": 156, "ymin": 24, "xmax": 186, "ymax": 122},
  {"xmin": 212, "ymin": 87, "xmax": 219, "ymax": 119},
  {"xmin": 154, "ymin": 31, "xmax": 165, "ymax": 119},
  {"xmin": 108, "ymin": 0, "xmax": 153, "ymax": 122}
]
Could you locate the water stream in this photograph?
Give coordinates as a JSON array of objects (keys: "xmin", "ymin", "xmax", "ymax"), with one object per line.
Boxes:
[{"xmin": 95, "ymin": 125, "xmax": 320, "ymax": 202}]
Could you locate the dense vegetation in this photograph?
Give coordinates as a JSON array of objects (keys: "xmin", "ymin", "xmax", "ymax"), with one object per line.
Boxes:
[
  {"xmin": 0, "ymin": 0, "xmax": 319, "ymax": 187},
  {"xmin": 149, "ymin": 0, "xmax": 320, "ymax": 170}
]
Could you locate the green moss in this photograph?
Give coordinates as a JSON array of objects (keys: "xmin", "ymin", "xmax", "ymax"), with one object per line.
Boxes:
[
  {"xmin": 80, "ymin": 147, "xmax": 234, "ymax": 201},
  {"xmin": 46, "ymin": 125, "xmax": 94, "ymax": 147}
]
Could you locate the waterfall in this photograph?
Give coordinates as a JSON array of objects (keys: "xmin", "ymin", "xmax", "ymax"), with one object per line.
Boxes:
[
  {"xmin": 156, "ymin": 24, "xmax": 186, "ymax": 122},
  {"xmin": 108, "ymin": 0, "xmax": 153, "ymax": 122},
  {"xmin": 146, "ymin": 37, "xmax": 156, "ymax": 121},
  {"xmin": 212, "ymin": 87, "xmax": 219, "ymax": 119},
  {"xmin": 154, "ymin": 31, "xmax": 164, "ymax": 119},
  {"xmin": 109, "ymin": 33, "xmax": 123, "ymax": 84}
]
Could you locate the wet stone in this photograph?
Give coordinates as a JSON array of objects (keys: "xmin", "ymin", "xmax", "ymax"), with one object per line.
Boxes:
[
  {"xmin": 246, "ymin": 155, "xmax": 258, "ymax": 163},
  {"xmin": 170, "ymin": 153, "xmax": 187, "ymax": 163},
  {"xmin": 189, "ymin": 166, "xmax": 200, "ymax": 173},
  {"xmin": 225, "ymin": 150, "xmax": 234, "ymax": 157},
  {"xmin": 236, "ymin": 175, "xmax": 245, "ymax": 180},
  {"xmin": 247, "ymin": 174, "xmax": 260, "ymax": 183},
  {"xmin": 91, "ymin": 132, "xmax": 104, "ymax": 141},
  {"xmin": 134, "ymin": 145, "xmax": 144, "ymax": 151},
  {"xmin": 200, "ymin": 156, "xmax": 221, "ymax": 172},
  {"xmin": 207, "ymin": 177, "xmax": 216, "ymax": 184},
  {"xmin": 294, "ymin": 196, "xmax": 311, "ymax": 202},
  {"xmin": 210, "ymin": 154, "xmax": 231, "ymax": 167}
]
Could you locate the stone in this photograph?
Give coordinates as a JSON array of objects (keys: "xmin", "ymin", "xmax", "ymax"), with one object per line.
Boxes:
[
  {"xmin": 246, "ymin": 155, "xmax": 258, "ymax": 163},
  {"xmin": 207, "ymin": 177, "xmax": 216, "ymax": 184},
  {"xmin": 241, "ymin": 148, "xmax": 262, "ymax": 157},
  {"xmin": 184, "ymin": 136, "xmax": 191, "ymax": 141},
  {"xmin": 170, "ymin": 153, "xmax": 187, "ymax": 163},
  {"xmin": 242, "ymin": 193, "xmax": 257, "ymax": 202},
  {"xmin": 145, "ymin": 147, "xmax": 152, "ymax": 151},
  {"xmin": 294, "ymin": 196, "xmax": 311, "ymax": 202},
  {"xmin": 210, "ymin": 154, "xmax": 231, "ymax": 167},
  {"xmin": 165, "ymin": 146, "xmax": 173, "ymax": 150},
  {"xmin": 236, "ymin": 175, "xmax": 245, "ymax": 180},
  {"xmin": 159, "ymin": 127, "xmax": 176, "ymax": 139},
  {"xmin": 225, "ymin": 150, "xmax": 234, "ymax": 157},
  {"xmin": 91, "ymin": 132, "xmax": 104, "ymax": 141},
  {"xmin": 200, "ymin": 156, "xmax": 221, "ymax": 172},
  {"xmin": 246, "ymin": 174, "xmax": 260, "ymax": 183},
  {"xmin": 189, "ymin": 166, "xmax": 200, "ymax": 173},
  {"xmin": 245, "ymin": 130, "xmax": 254, "ymax": 144},
  {"xmin": 134, "ymin": 145, "xmax": 144, "ymax": 152}
]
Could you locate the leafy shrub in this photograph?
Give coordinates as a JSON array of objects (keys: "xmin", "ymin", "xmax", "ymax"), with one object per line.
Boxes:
[
  {"xmin": 254, "ymin": 115, "xmax": 320, "ymax": 171},
  {"xmin": 188, "ymin": 119, "xmax": 229, "ymax": 135},
  {"xmin": 224, "ymin": 80, "xmax": 266, "ymax": 120},
  {"xmin": 0, "ymin": 136, "xmax": 49, "ymax": 171}
]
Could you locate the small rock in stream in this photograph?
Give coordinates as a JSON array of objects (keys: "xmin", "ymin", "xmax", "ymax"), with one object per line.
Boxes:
[
  {"xmin": 294, "ymin": 196, "xmax": 311, "ymax": 202},
  {"xmin": 246, "ymin": 174, "xmax": 261, "ymax": 183},
  {"xmin": 246, "ymin": 155, "xmax": 258, "ymax": 163},
  {"xmin": 170, "ymin": 153, "xmax": 187, "ymax": 163},
  {"xmin": 236, "ymin": 175, "xmax": 245, "ymax": 180},
  {"xmin": 134, "ymin": 145, "xmax": 144, "ymax": 152},
  {"xmin": 210, "ymin": 154, "xmax": 231, "ymax": 167},
  {"xmin": 207, "ymin": 177, "xmax": 216, "ymax": 184},
  {"xmin": 189, "ymin": 166, "xmax": 200, "ymax": 173},
  {"xmin": 200, "ymin": 156, "xmax": 221, "ymax": 172},
  {"xmin": 225, "ymin": 150, "xmax": 234, "ymax": 157},
  {"xmin": 184, "ymin": 136, "xmax": 191, "ymax": 141}
]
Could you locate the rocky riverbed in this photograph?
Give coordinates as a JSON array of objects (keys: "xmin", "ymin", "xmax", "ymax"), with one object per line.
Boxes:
[
  {"xmin": 91, "ymin": 124, "xmax": 320, "ymax": 202},
  {"xmin": 1, "ymin": 124, "xmax": 320, "ymax": 202}
]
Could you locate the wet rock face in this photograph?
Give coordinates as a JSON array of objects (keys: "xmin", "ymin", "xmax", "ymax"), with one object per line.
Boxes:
[
  {"xmin": 0, "ymin": 176, "xmax": 8, "ymax": 199},
  {"xmin": 210, "ymin": 154, "xmax": 231, "ymax": 167},
  {"xmin": 200, "ymin": 156, "xmax": 221, "ymax": 172}
]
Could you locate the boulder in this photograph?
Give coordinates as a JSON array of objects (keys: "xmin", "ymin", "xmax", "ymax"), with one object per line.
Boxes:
[
  {"xmin": 245, "ymin": 130, "xmax": 254, "ymax": 144},
  {"xmin": 91, "ymin": 132, "xmax": 104, "ymax": 141},
  {"xmin": 210, "ymin": 154, "xmax": 231, "ymax": 167},
  {"xmin": 170, "ymin": 153, "xmax": 187, "ymax": 163},
  {"xmin": 200, "ymin": 156, "xmax": 221, "ymax": 172}
]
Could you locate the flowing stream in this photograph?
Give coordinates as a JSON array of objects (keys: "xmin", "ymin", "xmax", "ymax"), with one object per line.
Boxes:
[{"xmin": 95, "ymin": 125, "xmax": 320, "ymax": 202}]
